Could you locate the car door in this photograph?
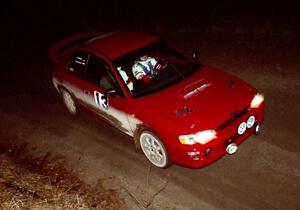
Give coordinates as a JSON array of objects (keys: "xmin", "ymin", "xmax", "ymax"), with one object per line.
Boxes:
[
  {"xmin": 61, "ymin": 50, "xmax": 138, "ymax": 136},
  {"xmin": 81, "ymin": 53, "xmax": 137, "ymax": 136}
]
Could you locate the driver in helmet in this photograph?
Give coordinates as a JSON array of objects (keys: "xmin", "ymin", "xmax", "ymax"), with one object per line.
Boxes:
[{"xmin": 132, "ymin": 55, "xmax": 158, "ymax": 80}]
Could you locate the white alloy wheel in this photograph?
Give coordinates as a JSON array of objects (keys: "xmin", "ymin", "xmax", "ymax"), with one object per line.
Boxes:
[
  {"xmin": 61, "ymin": 89, "xmax": 77, "ymax": 115},
  {"xmin": 140, "ymin": 131, "xmax": 169, "ymax": 168}
]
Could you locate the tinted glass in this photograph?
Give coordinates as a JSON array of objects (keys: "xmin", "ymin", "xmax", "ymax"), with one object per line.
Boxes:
[
  {"xmin": 86, "ymin": 55, "xmax": 116, "ymax": 90},
  {"xmin": 67, "ymin": 52, "xmax": 88, "ymax": 78},
  {"xmin": 113, "ymin": 40, "xmax": 201, "ymax": 98}
]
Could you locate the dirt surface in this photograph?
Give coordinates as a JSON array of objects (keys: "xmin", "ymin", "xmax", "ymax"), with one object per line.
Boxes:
[
  {"xmin": 0, "ymin": 32, "xmax": 299, "ymax": 209},
  {"xmin": 0, "ymin": 149, "xmax": 125, "ymax": 210}
]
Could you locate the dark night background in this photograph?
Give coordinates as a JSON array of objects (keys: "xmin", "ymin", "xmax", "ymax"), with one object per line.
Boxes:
[
  {"xmin": 1, "ymin": 1, "xmax": 300, "ymax": 209},
  {"xmin": 2, "ymin": 0, "xmax": 299, "ymax": 90},
  {"xmin": 0, "ymin": 0, "xmax": 300, "ymax": 79},
  {"xmin": 2, "ymin": 0, "xmax": 300, "ymax": 52}
]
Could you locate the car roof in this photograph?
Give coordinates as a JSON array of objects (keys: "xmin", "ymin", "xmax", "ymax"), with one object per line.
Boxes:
[{"xmin": 84, "ymin": 31, "xmax": 160, "ymax": 59}]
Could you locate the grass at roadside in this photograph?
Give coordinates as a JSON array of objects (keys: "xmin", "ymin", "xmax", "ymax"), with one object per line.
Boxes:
[{"xmin": 0, "ymin": 141, "xmax": 125, "ymax": 210}]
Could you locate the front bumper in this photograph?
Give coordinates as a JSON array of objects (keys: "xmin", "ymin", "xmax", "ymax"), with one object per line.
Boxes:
[{"xmin": 170, "ymin": 105, "xmax": 264, "ymax": 168}]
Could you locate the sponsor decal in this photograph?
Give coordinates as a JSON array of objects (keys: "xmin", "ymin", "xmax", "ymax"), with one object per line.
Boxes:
[{"xmin": 184, "ymin": 83, "xmax": 210, "ymax": 99}]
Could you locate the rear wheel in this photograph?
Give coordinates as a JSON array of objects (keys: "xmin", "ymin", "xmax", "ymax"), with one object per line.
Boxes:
[
  {"xmin": 139, "ymin": 131, "xmax": 169, "ymax": 168},
  {"xmin": 61, "ymin": 89, "xmax": 77, "ymax": 115}
]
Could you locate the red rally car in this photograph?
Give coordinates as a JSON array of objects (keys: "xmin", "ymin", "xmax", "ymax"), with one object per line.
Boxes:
[{"xmin": 49, "ymin": 31, "xmax": 264, "ymax": 168}]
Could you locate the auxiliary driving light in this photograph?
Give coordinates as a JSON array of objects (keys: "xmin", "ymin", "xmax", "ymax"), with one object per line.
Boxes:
[
  {"xmin": 254, "ymin": 123, "xmax": 262, "ymax": 135},
  {"xmin": 237, "ymin": 122, "xmax": 247, "ymax": 135},
  {"xmin": 246, "ymin": 116, "xmax": 255, "ymax": 128},
  {"xmin": 226, "ymin": 143, "xmax": 238, "ymax": 155}
]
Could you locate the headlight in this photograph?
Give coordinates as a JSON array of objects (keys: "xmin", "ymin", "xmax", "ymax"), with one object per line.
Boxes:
[
  {"xmin": 179, "ymin": 130, "xmax": 217, "ymax": 145},
  {"xmin": 250, "ymin": 93, "xmax": 264, "ymax": 108}
]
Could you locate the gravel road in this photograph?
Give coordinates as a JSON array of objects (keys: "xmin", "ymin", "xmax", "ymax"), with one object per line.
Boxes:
[{"xmin": 0, "ymin": 33, "xmax": 299, "ymax": 210}]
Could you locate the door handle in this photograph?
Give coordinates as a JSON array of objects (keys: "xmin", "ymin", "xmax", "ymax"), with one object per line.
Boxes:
[{"xmin": 83, "ymin": 90, "xmax": 90, "ymax": 95}]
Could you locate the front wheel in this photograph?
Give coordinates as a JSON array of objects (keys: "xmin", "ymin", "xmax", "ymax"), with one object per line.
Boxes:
[{"xmin": 139, "ymin": 131, "xmax": 169, "ymax": 168}]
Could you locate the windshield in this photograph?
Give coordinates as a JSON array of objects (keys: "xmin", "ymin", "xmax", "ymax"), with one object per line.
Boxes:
[{"xmin": 113, "ymin": 39, "xmax": 201, "ymax": 98}]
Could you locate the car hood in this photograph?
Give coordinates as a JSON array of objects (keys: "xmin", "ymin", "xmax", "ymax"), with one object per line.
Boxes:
[{"xmin": 138, "ymin": 65, "xmax": 256, "ymax": 131}]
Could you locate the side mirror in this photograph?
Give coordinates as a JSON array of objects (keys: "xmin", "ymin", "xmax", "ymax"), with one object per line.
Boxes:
[
  {"xmin": 105, "ymin": 89, "xmax": 118, "ymax": 98},
  {"xmin": 192, "ymin": 48, "xmax": 200, "ymax": 62}
]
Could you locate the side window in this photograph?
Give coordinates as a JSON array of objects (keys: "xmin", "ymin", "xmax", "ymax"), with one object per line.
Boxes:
[
  {"xmin": 67, "ymin": 52, "xmax": 88, "ymax": 78},
  {"xmin": 85, "ymin": 55, "xmax": 117, "ymax": 90}
]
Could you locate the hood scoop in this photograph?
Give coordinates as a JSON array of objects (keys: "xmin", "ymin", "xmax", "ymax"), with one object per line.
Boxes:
[{"xmin": 179, "ymin": 79, "xmax": 210, "ymax": 99}]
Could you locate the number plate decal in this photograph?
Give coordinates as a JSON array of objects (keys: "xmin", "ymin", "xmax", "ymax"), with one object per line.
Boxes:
[{"xmin": 94, "ymin": 91, "xmax": 108, "ymax": 109}]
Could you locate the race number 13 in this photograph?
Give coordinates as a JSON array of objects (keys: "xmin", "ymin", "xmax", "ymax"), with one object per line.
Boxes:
[{"xmin": 94, "ymin": 91, "xmax": 108, "ymax": 109}]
